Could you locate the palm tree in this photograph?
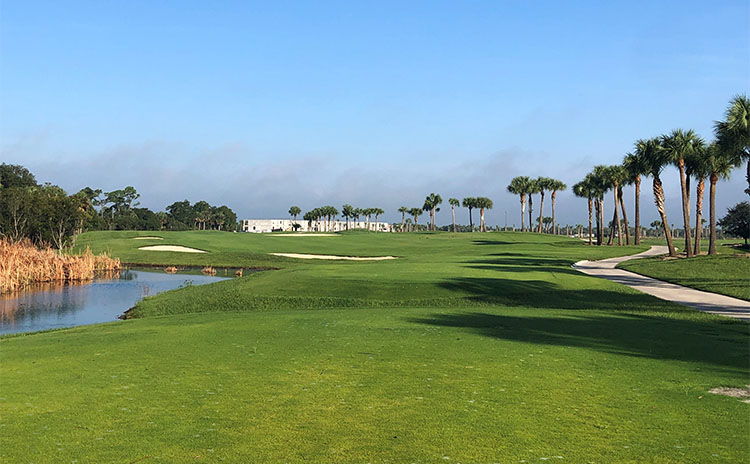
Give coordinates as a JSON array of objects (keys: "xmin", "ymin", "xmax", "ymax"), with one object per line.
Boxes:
[
  {"xmin": 573, "ymin": 180, "xmax": 593, "ymax": 245},
  {"xmin": 507, "ymin": 176, "xmax": 532, "ymax": 232},
  {"xmin": 372, "ymin": 208, "xmax": 384, "ymax": 232},
  {"xmin": 473, "ymin": 197, "xmax": 493, "ymax": 232},
  {"xmin": 535, "ymin": 177, "xmax": 553, "ymax": 233},
  {"xmin": 715, "ymin": 95, "xmax": 750, "ymax": 195},
  {"xmin": 526, "ymin": 179, "xmax": 540, "ymax": 233},
  {"xmin": 448, "ymin": 198, "xmax": 460, "ymax": 232},
  {"xmin": 638, "ymin": 138, "xmax": 677, "ymax": 256},
  {"xmin": 342, "ymin": 204, "xmax": 354, "ymax": 230},
  {"xmin": 408, "ymin": 207, "xmax": 422, "ymax": 230},
  {"xmin": 462, "ymin": 197, "xmax": 476, "ymax": 231},
  {"xmin": 288, "ymin": 205, "xmax": 301, "ymax": 229},
  {"xmin": 423, "ymin": 193, "xmax": 442, "ymax": 231},
  {"xmin": 398, "ymin": 206, "xmax": 408, "ymax": 232},
  {"xmin": 661, "ymin": 129, "xmax": 705, "ymax": 257},
  {"xmin": 686, "ymin": 147, "xmax": 712, "ymax": 255},
  {"xmin": 623, "ymin": 151, "xmax": 649, "ymax": 244},
  {"xmin": 548, "ymin": 179, "xmax": 567, "ymax": 235},
  {"xmin": 354, "ymin": 208, "xmax": 363, "ymax": 229},
  {"xmin": 707, "ymin": 143, "xmax": 736, "ymax": 255}
]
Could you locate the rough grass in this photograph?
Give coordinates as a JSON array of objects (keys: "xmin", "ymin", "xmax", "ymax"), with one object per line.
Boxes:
[{"xmin": 1, "ymin": 231, "xmax": 748, "ymax": 463}]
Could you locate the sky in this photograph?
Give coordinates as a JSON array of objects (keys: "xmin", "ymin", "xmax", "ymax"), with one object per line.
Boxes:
[{"xmin": 1, "ymin": 0, "xmax": 748, "ymax": 228}]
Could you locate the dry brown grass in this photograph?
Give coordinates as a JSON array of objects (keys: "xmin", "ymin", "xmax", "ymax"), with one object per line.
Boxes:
[
  {"xmin": 164, "ymin": 266, "xmax": 178, "ymax": 274},
  {"xmin": 0, "ymin": 239, "xmax": 121, "ymax": 294},
  {"xmin": 201, "ymin": 266, "xmax": 216, "ymax": 275}
]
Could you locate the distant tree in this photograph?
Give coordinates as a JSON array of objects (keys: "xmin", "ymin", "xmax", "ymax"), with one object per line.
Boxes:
[
  {"xmin": 448, "ymin": 198, "xmax": 460, "ymax": 232},
  {"xmin": 342, "ymin": 204, "xmax": 354, "ymax": 230},
  {"xmin": 573, "ymin": 179, "xmax": 593, "ymax": 245},
  {"xmin": 506, "ymin": 176, "xmax": 532, "ymax": 232},
  {"xmin": 474, "ymin": 197, "xmax": 493, "ymax": 232},
  {"xmin": 462, "ymin": 197, "xmax": 476, "ymax": 231},
  {"xmin": 398, "ymin": 206, "xmax": 408, "ymax": 232},
  {"xmin": 535, "ymin": 177, "xmax": 553, "ymax": 233},
  {"xmin": 526, "ymin": 179, "xmax": 540, "ymax": 233},
  {"xmin": 719, "ymin": 201, "xmax": 750, "ymax": 245},
  {"xmin": 422, "ymin": 193, "xmax": 442, "ymax": 231},
  {"xmin": 548, "ymin": 179, "xmax": 567, "ymax": 235},
  {"xmin": 372, "ymin": 208, "xmax": 384, "ymax": 231},
  {"xmin": 288, "ymin": 206, "xmax": 301, "ymax": 225},
  {"xmin": 408, "ymin": 207, "xmax": 422, "ymax": 231}
]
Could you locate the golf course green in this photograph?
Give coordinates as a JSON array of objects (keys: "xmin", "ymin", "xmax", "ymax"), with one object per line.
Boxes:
[{"xmin": 1, "ymin": 231, "xmax": 748, "ymax": 463}]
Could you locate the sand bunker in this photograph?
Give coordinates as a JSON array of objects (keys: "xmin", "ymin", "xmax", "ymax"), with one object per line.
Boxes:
[
  {"xmin": 132, "ymin": 236, "xmax": 164, "ymax": 240},
  {"xmin": 709, "ymin": 385, "xmax": 750, "ymax": 403},
  {"xmin": 138, "ymin": 245, "xmax": 207, "ymax": 253},
  {"xmin": 270, "ymin": 253, "xmax": 396, "ymax": 261},
  {"xmin": 270, "ymin": 234, "xmax": 338, "ymax": 237}
]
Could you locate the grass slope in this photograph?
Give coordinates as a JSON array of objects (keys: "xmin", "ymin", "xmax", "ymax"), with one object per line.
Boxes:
[
  {"xmin": 2, "ymin": 231, "xmax": 748, "ymax": 463},
  {"xmin": 619, "ymin": 244, "xmax": 750, "ymax": 301}
]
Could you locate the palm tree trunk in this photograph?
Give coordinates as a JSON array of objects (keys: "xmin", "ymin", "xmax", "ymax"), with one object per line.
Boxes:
[
  {"xmin": 677, "ymin": 159, "xmax": 693, "ymax": 257},
  {"xmin": 520, "ymin": 195, "xmax": 526, "ymax": 232},
  {"xmin": 607, "ymin": 208, "xmax": 616, "ymax": 245},
  {"xmin": 528, "ymin": 196, "xmax": 533, "ymax": 233},
  {"xmin": 551, "ymin": 191, "xmax": 557, "ymax": 235},
  {"xmin": 431, "ymin": 208, "xmax": 436, "ymax": 231},
  {"xmin": 537, "ymin": 191, "xmax": 545, "ymax": 233},
  {"xmin": 634, "ymin": 175, "xmax": 641, "ymax": 245},
  {"xmin": 613, "ymin": 184, "xmax": 623, "ymax": 246},
  {"xmin": 693, "ymin": 177, "xmax": 705, "ymax": 255},
  {"xmin": 618, "ymin": 186, "xmax": 630, "ymax": 245},
  {"xmin": 451, "ymin": 206, "xmax": 456, "ymax": 232},
  {"xmin": 480, "ymin": 208, "xmax": 486, "ymax": 232},
  {"xmin": 587, "ymin": 197, "xmax": 593, "ymax": 245},
  {"xmin": 653, "ymin": 175, "xmax": 676, "ymax": 256},
  {"xmin": 468, "ymin": 208, "xmax": 473, "ymax": 230},
  {"xmin": 401, "ymin": 213, "xmax": 405, "ymax": 232},
  {"xmin": 708, "ymin": 173, "xmax": 718, "ymax": 255}
]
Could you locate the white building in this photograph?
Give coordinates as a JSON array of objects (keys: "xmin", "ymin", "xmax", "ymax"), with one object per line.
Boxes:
[{"xmin": 241, "ymin": 219, "xmax": 392, "ymax": 233}]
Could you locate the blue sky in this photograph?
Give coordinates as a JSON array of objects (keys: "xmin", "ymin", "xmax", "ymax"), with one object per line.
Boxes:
[{"xmin": 1, "ymin": 0, "xmax": 748, "ymax": 226}]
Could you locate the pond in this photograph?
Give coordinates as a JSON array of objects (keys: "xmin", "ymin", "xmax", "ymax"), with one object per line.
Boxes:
[{"xmin": 0, "ymin": 269, "xmax": 231, "ymax": 335}]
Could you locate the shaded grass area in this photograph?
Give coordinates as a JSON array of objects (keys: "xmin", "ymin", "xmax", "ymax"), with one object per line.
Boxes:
[
  {"xmin": 1, "ymin": 308, "xmax": 748, "ymax": 463},
  {"xmin": 619, "ymin": 252, "xmax": 750, "ymax": 301},
  {"xmin": 2, "ymin": 231, "xmax": 749, "ymax": 462}
]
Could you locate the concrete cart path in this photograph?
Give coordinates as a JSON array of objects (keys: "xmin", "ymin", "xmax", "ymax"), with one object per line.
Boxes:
[{"xmin": 573, "ymin": 246, "xmax": 750, "ymax": 320}]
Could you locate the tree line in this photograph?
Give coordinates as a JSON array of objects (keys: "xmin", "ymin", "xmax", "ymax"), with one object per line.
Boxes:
[
  {"xmin": 569, "ymin": 95, "xmax": 748, "ymax": 255},
  {"xmin": 0, "ymin": 164, "xmax": 238, "ymax": 248}
]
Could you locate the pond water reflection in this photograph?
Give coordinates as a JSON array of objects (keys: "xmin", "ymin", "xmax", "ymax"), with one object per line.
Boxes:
[{"xmin": 0, "ymin": 269, "xmax": 230, "ymax": 335}]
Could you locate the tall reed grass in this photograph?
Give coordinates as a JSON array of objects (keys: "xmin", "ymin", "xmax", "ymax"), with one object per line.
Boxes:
[{"xmin": 0, "ymin": 239, "xmax": 121, "ymax": 294}]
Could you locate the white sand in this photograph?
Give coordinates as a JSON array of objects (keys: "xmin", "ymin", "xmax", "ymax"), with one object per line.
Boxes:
[
  {"xmin": 270, "ymin": 253, "xmax": 396, "ymax": 261},
  {"xmin": 269, "ymin": 234, "xmax": 338, "ymax": 237},
  {"xmin": 138, "ymin": 245, "xmax": 207, "ymax": 253},
  {"xmin": 132, "ymin": 236, "xmax": 164, "ymax": 240}
]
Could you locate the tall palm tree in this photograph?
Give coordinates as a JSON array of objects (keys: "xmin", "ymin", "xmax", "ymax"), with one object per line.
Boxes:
[
  {"xmin": 342, "ymin": 204, "xmax": 354, "ymax": 230},
  {"xmin": 661, "ymin": 129, "xmax": 705, "ymax": 257},
  {"xmin": 686, "ymin": 147, "xmax": 711, "ymax": 255},
  {"xmin": 715, "ymin": 95, "xmax": 750, "ymax": 195},
  {"xmin": 372, "ymin": 208, "xmax": 384, "ymax": 232},
  {"xmin": 462, "ymin": 197, "xmax": 476, "ymax": 231},
  {"xmin": 475, "ymin": 197, "xmax": 493, "ymax": 232},
  {"xmin": 535, "ymin": 177, "xmax": 553, "ymax": 233},
  {"xmin": 623, "ymin": 151, "xmax": 649, "ymax": 244},
  {"xmin": 288, "ymin": 206, "xmax": 301, "ymax": 226},
  {"xmin": 448, "ymin": 198, "xmax": 460, "ymax": 232},
  {"xmin": 638, "ymin": 138, "xmax": 677, "ymax": 256},
  {"xmin": 423, "ymin": 193, "xmax": 442, "ymax": 231},
  {"xmin": 507, "ymin": 176, "xmax": 532, "ymax": 232},
  {"xmin": 398, "ymin": 206, "xmax": 408, "ymax": 232},
  {"xmin": 408, "ymin": 207, "xmax": 422, "ymax": 230},
  {"xmin": 548, "ymin": 179, "xmax": 567, "ymax": 235},
  {"xmin": 573, "ymin": 180, "xmax": 593, "ymax": 245},
  {"xmin": 526, "ymin": 180, "xmax": 540, "ymax": 233},
  {"xmin": 707, "ymin": 143, "xmax": 736, "ymax": 255}
]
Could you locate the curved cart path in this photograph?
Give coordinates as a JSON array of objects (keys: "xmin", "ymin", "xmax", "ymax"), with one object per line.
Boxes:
[{"xmin": 573, "ymin": 246, "xmax": 750, "ymax": 320}]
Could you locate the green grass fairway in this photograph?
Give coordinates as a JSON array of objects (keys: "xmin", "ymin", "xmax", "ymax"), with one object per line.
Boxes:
[
  {"xmin": 2, "ymin": 231, "xmax": 748, "ymax": 463},
  {"xmin": 619, "ymin": 244, "xmax": 750, "ymax": 301}
]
